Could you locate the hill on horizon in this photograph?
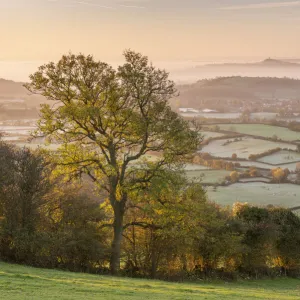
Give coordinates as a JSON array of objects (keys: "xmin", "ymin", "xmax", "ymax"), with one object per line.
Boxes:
[
  {"xmin": 174, "ymin": 76, "xmax": 300, "ymax": 109},
  {"xmin": 0, "ymin": 78, "xmax": 45, "ymax": 108},
  {"xmin": 201, "ymin": 58, "xmax": 300, "ymax": 68},
  {"xmin": 2, "ymin": 76, "xmax": 300, "ymax": 111}
]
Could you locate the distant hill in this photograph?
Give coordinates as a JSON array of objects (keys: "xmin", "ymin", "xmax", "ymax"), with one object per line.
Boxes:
[
  {"xmin": 202, "ymin": 58, "xmax": 300, "ymax": 68},
  {"xmin": 0, "ymin": 78, "xmax": 45, "ymax": 108},
  {"xmin": 2, "ymin": 76, "xmax": 300, "ymax": 113},
  {"xmin": 259, "ymin": 58, "xmax": 299, "ymax": 67},
  {"xmin": 174, "ymin": 76, "xmax": 300, "ymax": 109},
  {"xmin": 0, "ymin": 79, "xmax": 27, "ymax": 98},
  {"xmin": 170, "ymin": 59, "xmax": 300, "ymax": 84}
]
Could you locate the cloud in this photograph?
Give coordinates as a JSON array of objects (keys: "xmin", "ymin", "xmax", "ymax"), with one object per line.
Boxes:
[{"xmin": 219, "ymin": 1, "xmax": 300, "ymax": 10}]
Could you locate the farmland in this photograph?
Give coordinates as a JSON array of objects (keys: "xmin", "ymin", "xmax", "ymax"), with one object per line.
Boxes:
[
  {"xmin": 224, "ymin": 160, "xmax": 299, "ymax": 171},
  {"xmin": 258, "ymin": 150, "xmax": 300, "ymax": 164},
  {"xmin": 211, "ymin": 124, "xmax": 300, "ymax": 141},
  {"xmin": 0, "ymin": 125, "xmax": 35, "ymax": 135},
  {"xmin": 201, "ymin": 131, "xmax": 225, "ymax": 139},
  {"xmin": 1, "ymin": 262, "xmax": 300, "ymax": 300},
  {"xmin": 201, "ymin": 137, "xmax": 297, "ymax": 159},
  {"xmin": 191, "ymin": 122, "xmax": 300, "ymax": 208},
  {"xmin": 206, "ymin": 183, "xmax": 300, "ymax": 208},
  {"xmin": 2, "ymin": 120, "xmax": 300, "ymax": 211},
  {"xmin": 185, "ymin": 169, "xmax": 231, "ymax": 184}
]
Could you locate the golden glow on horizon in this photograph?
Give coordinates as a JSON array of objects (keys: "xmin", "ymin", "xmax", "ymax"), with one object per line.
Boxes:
[{"xmin": 1, "ymin": 1, "xmax": 300, "ymax": 61}]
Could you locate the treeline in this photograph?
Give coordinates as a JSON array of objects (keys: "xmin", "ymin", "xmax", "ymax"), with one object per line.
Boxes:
[
  {"xmin": 1, "ymin": 141, "xmax": 300, "ymax": 280},
  {"xmin": 193, "ymin": 153, "xmax": 240, "ymax": 171},
  {"xmin": 248, "ymin": 148, "xmax": 281, "ymax": 161}
]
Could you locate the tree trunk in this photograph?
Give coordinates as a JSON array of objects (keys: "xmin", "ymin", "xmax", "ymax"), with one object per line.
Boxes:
[{"xmin": 110, "ymin": 200, "xmax": 125, "ymax": 275}]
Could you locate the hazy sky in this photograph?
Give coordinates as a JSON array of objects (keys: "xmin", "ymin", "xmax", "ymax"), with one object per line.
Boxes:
[{"xmin": 1, "ymin": 0, "xmax": 300, "ymax": 62}]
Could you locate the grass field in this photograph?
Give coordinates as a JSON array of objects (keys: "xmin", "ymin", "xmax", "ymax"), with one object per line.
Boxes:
[
  {"xmin": 201, "ymin": 137, "xmax": 296, "ymax": 159},
  {"xmin": 14, "ymin": 143, "xmax": 61, "ymax": 151},
  {"xmin": 207, "ymin": 183, "xmax": 300, "ymax": 208},
  {"xmin": 0, "ymin": 262, "xmax": 300, "ymax": 300},
  {"xmin": 239, "ymin": 177, "xmax": 271, "ymax": 183},
  {"xmin": 213, "ymin": 124, "xmax": 300, "ymax": 141},
  {"xmin": 201, "ymin": 131, "xmax": 225, "ymax": 139},
  {"xmin": 185, "ymin": 163, "xmax": 212, "ymax": 171},
  {"xmin": 257, "ymin": 150, "xmax": 300, "ymax": 165},
  {"xmin": 0, "ymin": 126, "xmax": 35, "ymax": 135},
  {"xmin": 225, "ymin": 160, "xmax": 299, "ymax": 172},
  {"xmin": 185, "ymin": 169, "xmax": 230, "ymax": 183}
]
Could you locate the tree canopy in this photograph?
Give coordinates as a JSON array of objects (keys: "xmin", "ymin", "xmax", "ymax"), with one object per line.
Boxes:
[{"xmin": 25, "ymin": 50, "xmax": 201, "ymax": 274}]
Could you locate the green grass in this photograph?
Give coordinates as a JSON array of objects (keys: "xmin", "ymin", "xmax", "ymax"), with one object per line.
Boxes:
[
  {"xmin": 14, "ymin": 143, "xmax": 61, "ymax": 151},
  {"xmin": 186, "ymin": 169, "xmax": 231, "ymax": 183},
  {"xmin": 201, "ymin": 131, "xmax": 225, "ymax": 139},
  {"xmin": 214, "ymin": 124, "xmax": 300, "ymax": 141},
  {"xmin": 207, "ymin": 183, "xmax": 300, "ymax": 208},
  {"xmin": 257, "ymin": 150, "xmax": 300, "ymax": 164},
  {"xmin": 185, "ymin": 163, "xmax": 212, "ymax": 171},
  {"xmin": 201, "ymin": 137, "xmax": 296, "ymax": 159},
  {"xmin": 224, "ymin": 160, "xmax": 298, "ymax": 172},
  {"xmin": 0, "ymin": 262, "xmax": 300, "ymax": 300}
]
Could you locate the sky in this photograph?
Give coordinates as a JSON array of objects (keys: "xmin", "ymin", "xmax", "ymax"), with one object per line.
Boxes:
[{"xmin": 0, "ymin": 0, "xmax": 300, "ymax": 63}]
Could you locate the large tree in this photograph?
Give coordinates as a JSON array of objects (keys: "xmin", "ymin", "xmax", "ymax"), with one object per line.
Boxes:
[{"xmin": 25, "ymin": 50, "xmax": 201, "ymax": 274}]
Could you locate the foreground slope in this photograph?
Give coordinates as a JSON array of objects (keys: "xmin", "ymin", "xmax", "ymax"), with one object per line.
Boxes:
[{"xmin": 0, "ymin": 262, "xmax": 299, "ymax": 300}]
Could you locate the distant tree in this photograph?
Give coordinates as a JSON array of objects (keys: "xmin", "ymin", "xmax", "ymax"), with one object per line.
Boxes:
[
  {"xmin": 230, "ymin": 171, "xmax": 239, "ymax": 183},
  {"xmin": 249, "ymin": 167, "xmax": 259, "ymax": 177},
  {"xmin": 271, "ymin": 168, "xmax": 288, "ymax": 183},
  {"xmin": 201, "ymin": 152, "xmax": 212, "ymax": 160},
  {"xmin": 241, "ymin": 110, "xmax": 251, "ymax": 123},
  {"xmin": 232, "ymin": 153, "xmax": 238, "ymax": 160},
  {"xmin": 226, "ymin": 162, "xmax": 234, "ymax": 171},
  {"xmin": 213, "ymin": 125, "xmax": 220, "ymax": 132},
  {"xmin": 25, "ymin": 51, "xmax": 201, "ymax": 274},
  {"xmin": 193, "ymin": 155, "xmax": 201, "ymax": 164}
]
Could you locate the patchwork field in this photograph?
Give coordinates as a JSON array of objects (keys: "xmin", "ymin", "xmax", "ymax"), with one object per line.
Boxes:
[
  {"xmin": 257, "ymin": 150, "xmax": 300, "ymax": 165},
  {"xmin": 1, "ymin": 262, "xmax": 300, "ymax": 300},
  {"xmin": 225, "ymin": 160, "xmax": 299, "ymax": 172},
  {"xmin": 1, "ymin": 136, "xmax": 21, "ymax": 141},
  {"xmin": 213, "ymin": 124, "xmax": 300, "ymax": 141},
  {"xmin": 0, "ymin": 125, "xmax": 35, "ymax": 135},
  {"xmin": 185, "ymin": 169, "xmax": 230, "ymax": 184},
  {"xmin": 13, "ymin": 143, "xmax": 61, "ymax": 151},
  {"xmin": 201, "ymin": 137, "xmax": 296, "ymax": 159},
  {"xmin": 181, "ymin": 112, "xmax": 277, "ymax": 120},
  {"xmin": 207, "ymin": 183, "xmax": 300, "ymax": 208},
  {"xmin": 239, "ymin": 177, "xmax": 271, "ymax": 183},
  {"xmin": 185, "ymin": 163, "xmax": 212, "ymax": 171},
  {"xmin": 201, "ymin": 131, "xmax": 225, "ymax": 139}
]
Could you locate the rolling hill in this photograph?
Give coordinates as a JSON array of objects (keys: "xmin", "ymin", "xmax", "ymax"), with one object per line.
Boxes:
[
  {"xmin": 0, "ymin": 262, "xmax": 299, "ymax": 300},
  {"xmin": 174, "ymin": 76, "xmax": 300, "ymax": 109},
  {"xmin": 0, "ymin": 78, "xmax": 45, "ymax": 109}
]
